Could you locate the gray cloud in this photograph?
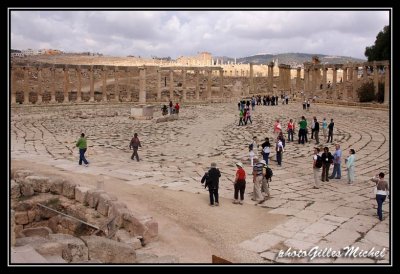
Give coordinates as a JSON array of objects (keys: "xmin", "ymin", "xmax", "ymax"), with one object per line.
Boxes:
[{"xmin": 10, "ymin": 9, "xmax": 389, "ymax": 59}]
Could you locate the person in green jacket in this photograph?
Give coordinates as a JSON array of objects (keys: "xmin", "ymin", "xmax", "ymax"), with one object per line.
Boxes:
[{"xmin": 76, "ymin": 133, "xmax": 89, "ymax": 166}]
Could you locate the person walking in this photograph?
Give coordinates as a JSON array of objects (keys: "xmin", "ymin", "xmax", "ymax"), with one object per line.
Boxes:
[
  {"xmin": 174, "ymin": 102, "xmax": 180, "ymax": 114},
  {"xmin": 327, "ymin": 119, "xmax": 334, "ymax": 143},
  {"xmin": 260, "ymin": 160, "xmax": 271, "ymax": 199},
  {"xmin": 298, "ymin": 116, "xmax": 307, "ymax": 145},
  {"xmin": 233, "ymin": 162, "xmax": 246, "ymax": 205},
  {"xmin": 312, "ymin": 147, "xmax": 321, "ymax": 189},
  {"xmin": 201, "ymin": 162, "xmax": 221, "ymax": 206},
  {"xmin": 371, "ymin": 172, "xmax": 389, "ymax": 221},
  {"xmin": 129, "ymin": 133, "xmax": 142, "ymax": 162},
  {"xmin": 329, "ymin": 144, "xmax": 342, "ymax": 179},
  {"xmin": 345, "ymin": 149, "xmax": 356, "ymax": 184},
  {"xmin": 276, "ymin": 137, "xmax": 284, "ymax": 166},
  {"xmin": 76, "ymin": 133, "xmax": 89, "ymax": 167}
]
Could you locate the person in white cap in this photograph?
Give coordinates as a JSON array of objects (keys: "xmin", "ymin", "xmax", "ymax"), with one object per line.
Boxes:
[
  {"xmin": 260, "ymin": 160, "xmax": 270, "ymax": 199},
  {"xmin": 233, "ymin": 162, "xmax": 246, "ymax": 204}
]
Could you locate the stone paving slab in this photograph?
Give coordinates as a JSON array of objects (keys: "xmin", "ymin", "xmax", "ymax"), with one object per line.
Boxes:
[{"xmin": 239, "ymin": 233, "xmax": 285, "ymax": 253}]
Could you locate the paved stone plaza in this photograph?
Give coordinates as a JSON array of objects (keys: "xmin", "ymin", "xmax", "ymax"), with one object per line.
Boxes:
[{"xmin": 10, "ymin": 101, "xmax": 390, "ymax": 263}]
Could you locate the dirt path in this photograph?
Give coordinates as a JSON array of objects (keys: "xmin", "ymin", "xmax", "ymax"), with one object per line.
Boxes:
[{"xmin": 11, "ymin": 159, "xmax": 287, "ymax": 263}]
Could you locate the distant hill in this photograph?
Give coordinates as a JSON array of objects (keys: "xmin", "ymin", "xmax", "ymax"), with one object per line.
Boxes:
[{"xmin": 214, "ymin": 53, "xmax": 366, "ymax": 67}]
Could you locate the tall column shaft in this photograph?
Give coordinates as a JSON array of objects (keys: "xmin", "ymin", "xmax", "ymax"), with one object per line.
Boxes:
[
  {"xmin": 322, "ymin": 67, "xmax": 327, "ymax": 89},
  {"xmin": 268, "ymin": 65, "xmax": 273, "ymax": 93},
  {"xmin": 102, "ymin": 69, "xmax": 107, "ymax": 102},
  {"xmin": 139, "ymin": 68, "xmax": 146, "ymax": 103},
  {"xmin": 219, "ymin": 69, "xmax": 224, "ymax": 97},
  {"xmin": 11, "ymin": 68, "xmax": 17, "ymax": 104},
  {"xmin": 343, "ymin": 67, "xmax": 347, "ymax": 83},
  {"xmin": 249, "ymin": 63, "xmax": 254, "ymax": 94},
  {"xmin": 127, "ymin": 69, "xmax": 132, "ymax": 102},
  {"xmin": 89, "ymin": 67, "xmax": 95, "ymax": 102},
  {"xmin": 296, "ymin": 68, "xmax": 301, "ymax": 90},
  {"xmin": 384, "ymin": 64, "xmax": 390, "ymax": 105},
  {"xmin": 182, "ymin": 69, "xmax": 187, "ymax": 101},
  {"xmin": 77, "ymin": 67, "xmax": 82, "ymax": 102},
  {"xmin": 157, "ymin": 70, "xmax": 161, "ymax": 101},
  {"xmin": 352, "ymin": 67, "xmax": 358, "ymax": 100},
  {"xmin": 169, "ymin": 70, "xmax": 174, "ymax": 100},
  {"xmin": 195, "ymin": 70, "xmax": 200, "ymax": 100},
  {"xmin": 51, "ymin": 68, "xmax": 56, "ymax": 103},
  {"xmin": 207, "ymin": 70, "xmax": 212, "ymax": 99},
  {"xmin": 63, "ymin": 68, "xmax": 69, "ymax": 103},
  {"xmin": 23, "ymin": 68, "xmax": 29, "ymax": 104},
  {"xmin": 37, "ymin": 68, "xmax": 42, "ymax": 104},
  {"xmin": 113, "ymin": 68, "xmax": 118, "ymax": 102},
  {"xmin": 373, "ymin": 64, "xmax": 379, "ymax": 95}
]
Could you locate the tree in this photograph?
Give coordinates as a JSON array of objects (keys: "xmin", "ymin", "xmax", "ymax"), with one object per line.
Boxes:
[{"xmin": 365, "ymin": 25, "xmax": 390, "ymax": 61}]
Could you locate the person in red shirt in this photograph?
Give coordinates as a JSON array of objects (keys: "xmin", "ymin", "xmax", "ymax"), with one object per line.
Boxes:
[
  {"xmin": 287, "ymin": 119, "xmax": 295, "ymax": 142},
  {"xmin": 233, "ymin": 162, "xmax": 246, "ymax": 205},
  {"xmin": 174, "ymin": 102, "xmax": 180, "ymax": 114}
]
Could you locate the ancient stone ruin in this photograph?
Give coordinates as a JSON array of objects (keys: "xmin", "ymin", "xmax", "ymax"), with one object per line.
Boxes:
[{"xmin": 10, "ymin": 168, "xmax": 178, "ymax": 264}]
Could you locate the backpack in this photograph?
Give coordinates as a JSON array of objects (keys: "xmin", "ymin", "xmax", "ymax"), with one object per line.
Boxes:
[
  {"xmin": 264, "ymin": 166, "xmax": 273, "ymax": 182},
  {"xmin": 315, "ymin": 155, "xmax": 323, "ymax": 168}
]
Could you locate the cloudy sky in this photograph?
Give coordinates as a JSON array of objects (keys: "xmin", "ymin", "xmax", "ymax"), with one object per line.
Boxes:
[{"xmin": 10, "ymin": 9, "xmax": 389, "ymax": 59}]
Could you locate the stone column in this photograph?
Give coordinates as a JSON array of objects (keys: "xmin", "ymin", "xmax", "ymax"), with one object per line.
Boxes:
[
  {"xmin": 332, "ymin": 68, "xmax": 337, "ymax": 89},
  {"xmin": 89, "ymin": 66, "xmax": 95, "ymax": 102},
  {"xmin": 296, "ymin": 67, "xmax": 301, "ymax": 90},
  {"xmin": 182, "ymin": 69, "xmax": 187, "ymax": 101},
  {"xmin": 113, "ymin": 68, "xmax": 119, "ymax": 102},
  {"xmin": 139, "ymin": 67, "xmax": 146, "ymax": 103},
  {"xmin": 373, "ymin": 63, "xmax": 379, "ymax": 95},
  {"xmin": 77, "ymin": 67, "xmax": 82, "ymax": 102},
  {"xmin": 51, "ymin": 67, "xmax": 56, "ymax": 103},
  {"xmin": 169, "ymin": 69, "xmax": 174, "ymax": 100},
  {"xmin": 343, "ymin": 67, "xmax": 347, "ymax": 83},
  {"xmin": 11, "ymin": 67, "xmax": 17, "ymax": 104},
  {"xmin": 157, "ymin": 70, "xmax": 161, "ymax": 101},
  {"xmin": 37, "ymin": 67, "xmax": 43, "ymax": 104},
  {"xmin": 363, "ymin": 65, "xmax": 368, "ymax": 82},
  {"xmin": 268, "ymin": 64, "xmax": 273, "ymax": 93},
  {"xmin": 195, "ymin": 69, "xmax": 200, "ymax": 100},
  {"xmin": 348, "ymin": 67, "xmax": 353, "ymax": 81},
  {"xmin": 249, "ymin": 63, "xmax": 254, "ymax": 94},
  {"xmin": 384, "ymin": 64, "xmax": 390, "ymax": 105},
  {"xmin": 11, "ymin": 210, "xmax": 16, "ymax": 247},
  {"xmin": 126, "ymin": 68, "xmax": 132, "ymax": 102},
  {"xmin": 352, "ymin": 67, "xmax": 358, "ymax": 100},
  {"xmin": 23, "ymin": 67, "xmax": 29, "ymax": 104},
  {"xmin": 63, "ymin": 67, "xmax": 70, "ymax": 103},
  {"xmin": 219, "ymin": 69, "xmax": 224, "ymax": 98},
  {"xmin": 207, "ymin": 70, "xmax": 212, "ymax": 100},
  {"xmin": 102, "ymin": 68, "xmax": 107, "ymax": 102},
  {"xmin": 322, "ymin": 67, "xmax": 327, "ymax": 90}
]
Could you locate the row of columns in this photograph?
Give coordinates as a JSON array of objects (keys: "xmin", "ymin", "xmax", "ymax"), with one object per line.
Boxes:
[{"xmin": 11, "ymin": 65, "xmax": 225, "ymax": 105}]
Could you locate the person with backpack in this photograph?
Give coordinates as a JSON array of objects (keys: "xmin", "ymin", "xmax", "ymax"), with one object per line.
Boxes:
[
  {"xmin": 261, "ymin": 160, "xmax": 272, "ymax": 198},
  {"xmin": 313, "ymin": 147, "xmax": 322, "ymax": 189},
  {"xmin": 201, "ymin": 162, "xmax": 221, "ymax": 206},
  {"xmin": 129, "ymin": 133, "xmax": 142, "ymax": 162},
  {"xmin": 321, "ymin": 146, "xmax": 334, "ymax": 182}
]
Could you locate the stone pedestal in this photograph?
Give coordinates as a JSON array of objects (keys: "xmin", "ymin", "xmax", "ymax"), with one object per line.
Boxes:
[{"xmin": 130, "ymin": 105, "xmax": 154, "ymax": 120}]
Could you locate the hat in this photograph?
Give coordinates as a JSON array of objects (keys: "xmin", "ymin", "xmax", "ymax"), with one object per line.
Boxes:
[
  {"xmin": 260, "ymin": 160, "xmax": 266, "ymax": 165},
  {"xmin": 211, "ymin": 162, "xmax": 217, "ymax": 168},
  {"xmin": 236, "ymin": 162, "xmax": 243, "ymax": 168}
]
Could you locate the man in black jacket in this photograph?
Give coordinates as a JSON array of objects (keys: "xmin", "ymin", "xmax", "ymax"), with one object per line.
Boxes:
[{"xmin": 201, "ymin": 162, "xmax": 221, "ymax": 206}]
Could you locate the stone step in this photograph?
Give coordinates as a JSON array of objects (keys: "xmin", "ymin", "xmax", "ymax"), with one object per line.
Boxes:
[{"xmin": 11, "ymin": 245, "xmax": 49, "ymax": 263}]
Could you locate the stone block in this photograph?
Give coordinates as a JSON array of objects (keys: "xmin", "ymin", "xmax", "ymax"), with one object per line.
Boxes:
[
  {"xmin": 97, "ymin": 193, "xmax": 117, "ymax": 216},
  {"xmin": 142, "ymin": 219, "xmax": 158, "ymax": 244},
  {"xmin": 13, "ymin": 169, "xmax": 34, "ymax": 182},
  {"xmin": 15, "ymin": 211, "xmax": 29, "ymax": 225},
  {"xmin": 81, "ymin": 235, "xmax": 136, "ymax": 263},
  {"xmin": 75, "ymin": 186, "xmax": 91, "ymax": 204},
  {"xmin": 11, "ymin": 180, "xmax": 21, "ymax": 199},
  {"xmin": 115, "ymin": 229, "xmax": 142, "ymax": 250},
  {"xmin": 62, "ymin": 180, "xmax": 77, "ymax": 199},
  {"xmin": 20, "ymin": 227, "xmax": 52, "ymax": 238},
  {"xmin": 239, "ymin": 233, "xmax": 285, "ymax": 253},
  {"xmin": 130, "ymin": 105, "xmax": 154, "ymax": 120},
  {"xmin": 24, "ymin": 175, "xmax": 50, "ymax": 193},
  {"xmin": 49, "ymin": 177, "xmax": 64, "ymax": 194},
  {"xmin": 86, "ymin": 189, "xmax": 106, "ymax": 209},
  {"xmin": 19, "ymin": 181, "xmax": 34, "ymax": 197}
]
